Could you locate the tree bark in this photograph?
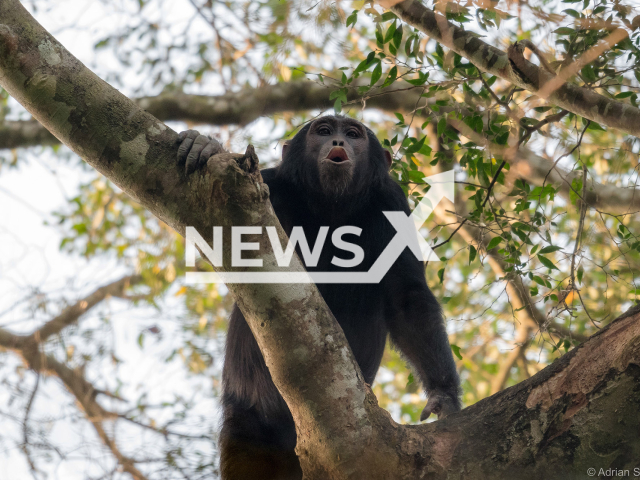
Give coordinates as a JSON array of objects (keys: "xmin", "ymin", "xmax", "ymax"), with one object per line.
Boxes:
[{"xmin": 1, "ymin": 2, "xmax": 639, "ymax": 478}]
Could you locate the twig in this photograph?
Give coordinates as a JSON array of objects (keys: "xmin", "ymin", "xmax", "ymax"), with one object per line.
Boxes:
[
  {"xmin": 519, "ymin": 109, "xmax": 569, "ymax": 145},
  {"xmin": 20, "ymin": 373, "xmax": 41, "ymax": 478},
  {"xmin": 479, "ymin": 73, "xmax": 511, "ymax": 111},
  {"xmin": 570, "ymin": 162, "xmax": 588, "ymax": 288}
]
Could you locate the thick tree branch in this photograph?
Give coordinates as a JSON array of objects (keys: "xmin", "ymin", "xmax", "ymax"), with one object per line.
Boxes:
[
  {"xmin": 428, "ymin": 304, "xmax": 640, "ymax": 478},
  {"xmin": 4, "ymin": 87, "xmax": 636, "ymax": 215},
  {"xmin": 0, "ymin": 118, "xmax": 59, "ymax": 148},
  {"xmin": 138, "ymin": 82, "xmax": 423, "ymax": 126},
  {"xmin": 0, "ymin": 82, "xmax": 423, "ymax": 149},
  {"xmin": 391, "ymin": 0, "xmax": 640, "ymax": 138}
]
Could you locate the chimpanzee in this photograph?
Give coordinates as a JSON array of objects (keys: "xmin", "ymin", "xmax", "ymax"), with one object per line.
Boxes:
[{"xmin": 176, "ymin": 115, "xmax": 461, "ymax": 480}]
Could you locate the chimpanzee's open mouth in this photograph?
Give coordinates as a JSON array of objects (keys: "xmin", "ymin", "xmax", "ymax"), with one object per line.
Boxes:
[{"xmin": 326, "ymin": 147, "xmax": 350, "ymax": 164}]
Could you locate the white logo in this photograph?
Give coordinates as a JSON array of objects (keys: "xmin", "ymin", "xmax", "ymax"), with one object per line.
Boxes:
[{"xmin": 185, "ymin": 171, "xmax": 454, "ymax": 284}]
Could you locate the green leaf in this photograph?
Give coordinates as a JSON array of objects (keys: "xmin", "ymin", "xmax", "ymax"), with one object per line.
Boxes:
[
  {"xmin": 437, "ymin": 117, "xmax": 447, "ymax": 136},
  {"xmin": 469, "ymin": 245, "xmax": 477, "ymax": 264},
  {"xmin": 538, "ymin": 255, "xmax": 559, "ymax": 270},
  {"xmin": 393, "ymin": 24, "xmax": 403, "ymax": 49},
  {"xmin": 444, "ymin": 127, "xmax": 460, "ymax": 141},
  {"xmin": 382, "ymin": 66, "xmax": 398, "ymax": 87},
  {"xmin": 539, "ymin": 245, "xmax": 562, "ymax": 254},
  {"xmin": 554, "ymin": 27, "xmax": 575, "ymax": 35},
  {"xmin": 375, "ymin": 23, "xmax": 384, "ymax": 45},
  {"xmin": 587, "ymin": 122, "xmax": 606, "ymax": 131},
  {"xmin": 370, "ymin": 61, "xmax": 382, "ymax": 86},
  {"xmin": 408, "ymin": 71, "xmax": 430, "ymax": 86},
  {"xmin": 450, "ymin": 344, "xmax": 463, "ymax": 360},
  {"xmin": 581, "ymin": 64, "xmax": 596, "ymax": 82},
  {"xmin": 486, "ymin": 236, "xmax": 502, "ymax": 251},
  {"xmin": 577, "ymin": 266, "xmax": 584, "ymax": 284},
  {"xmin": 563, "ymin": 8, "xmax": 581, "ymax": 18},
  {"xmin": 346, "ymin": 9, "xmax": 358, "ymax": 28},
  {"xmin": 405, "ymin": 135, "xmax": 426, "ymax": 155},
  {"xmin": 406, "ymin": 373, "xmax": 415, "ymax": 386},
  {"xmin": 380, "ymin": 11, "xmax": 397, "ymax": 22},
  {"xmin": 95, "ymin": 38, "xmax": 110, "ymax": 49},
  {"xmin": 405, "ymin": 34, "xmax": 415, "ymax": 57},
  {"xmin": 353, "ymin": 53, "xmax": 374, "ymax": 75},
  {"xmin": 532, "ymin": 275, "xmax": 546, "ymax": 286},
  {"xmin": 437, "ymin": 267, "xmax": 445, "ymax": 283},
  {"xmin": 334, "ymin": 98, "xmax": 342, "ymax": 113},
  {"xmin": 384, "ymin": 21, "xmax": 397, "ymax": 44}
]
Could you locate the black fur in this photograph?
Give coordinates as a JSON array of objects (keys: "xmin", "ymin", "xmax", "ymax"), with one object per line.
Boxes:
[{"xmin": 178, "ymin": 117, "xmax": 461, "ymax": 480}]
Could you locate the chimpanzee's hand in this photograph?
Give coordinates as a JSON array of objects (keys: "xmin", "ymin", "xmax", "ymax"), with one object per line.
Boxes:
[
  {"xmin": 420, "ymin": 390, "xmax": 461, "ymax": 421},
  {"xmin": 176, "ymin": 129, "xmax": 226, "ymax": 174}
]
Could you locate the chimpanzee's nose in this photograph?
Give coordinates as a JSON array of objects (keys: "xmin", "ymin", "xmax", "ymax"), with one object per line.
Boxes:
[{"xmin": 332, "ymin": 139, "xmax": 345, "ymax": 146}]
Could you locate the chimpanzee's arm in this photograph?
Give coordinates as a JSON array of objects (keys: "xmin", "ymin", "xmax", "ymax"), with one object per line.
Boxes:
[
  {"xmin": 381, "ymin": 184, "xmax": 461, "ymax": 420},
  {"xmin": 384, "ymin": 255, "xmax": 461, "ymax": 420}
]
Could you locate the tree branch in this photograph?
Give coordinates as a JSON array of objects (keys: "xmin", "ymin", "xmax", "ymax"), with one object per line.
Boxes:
[
  {"xmin": 4, "ymin": 87, "xmax": 636, "ymax": 215},
  {"xmin": 0, "ymin": 327, "xmax": 149, "ymax": 480},
  {"xmin": 24, "ymin": 275, "xmax": 141, "ymax": 345},
  {"xmin": 391, "ymin": 0, "xmax": 640, "ymax": 137},
  {"xmin": 0, "ymin": 80, "xmax": 422, "ymax": 149}
]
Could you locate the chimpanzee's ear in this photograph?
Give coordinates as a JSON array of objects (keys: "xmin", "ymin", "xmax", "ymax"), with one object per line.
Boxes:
[
  {"xmin": 282, "ymin": 140, "xmax": 291, "ymax": 161},
  {"xmin": 383, "ymin": 149, "xmax": 392, "ymax": 170}
]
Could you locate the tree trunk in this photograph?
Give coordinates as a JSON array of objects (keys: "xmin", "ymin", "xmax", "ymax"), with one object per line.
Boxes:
[{"xmin": 1, "ymin": 1, "xmax": 638, "ymax": 478}]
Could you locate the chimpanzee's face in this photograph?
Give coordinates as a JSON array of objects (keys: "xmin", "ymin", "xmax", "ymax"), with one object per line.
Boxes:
[{"xmin": 305, "ymin": 117, "xmax": 370, "ymax": 196}]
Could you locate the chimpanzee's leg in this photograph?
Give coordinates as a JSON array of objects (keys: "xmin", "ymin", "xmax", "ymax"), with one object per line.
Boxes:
[
  {"xmin": 219, "ymin": 305, "xmax": 302, "ymax": 480},
  {"xmin": 219, "ymin": 402, "xmax": 301, "ymax": 480}
]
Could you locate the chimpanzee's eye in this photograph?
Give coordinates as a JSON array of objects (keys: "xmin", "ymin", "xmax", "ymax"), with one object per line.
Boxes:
[
  {"xmin": 346, "ymin": 129, "xmax": 360, "ymax": 138},
  {"xmin": 317, "ymin": 126, "xmax": 331, "ymax": 135}
]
